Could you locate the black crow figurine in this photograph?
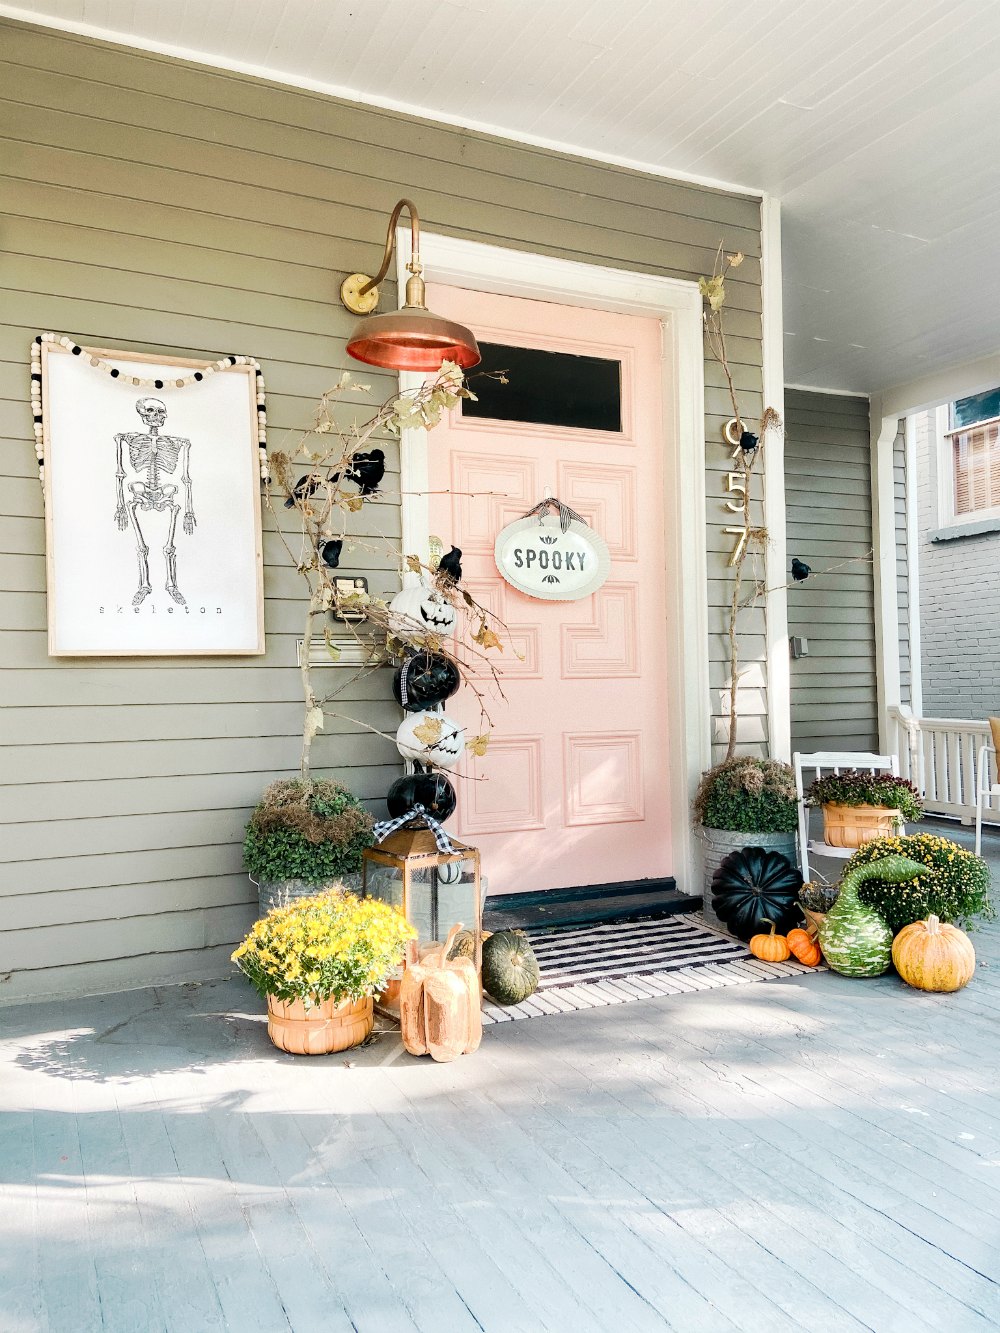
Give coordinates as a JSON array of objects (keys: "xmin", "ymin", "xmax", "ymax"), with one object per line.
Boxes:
[
  {"xmin": 346, "ymin": 448, "xmax": 386, "ymax": 496},
  {"xmin": 437, "ymin": 546, "xmax": 463, "ymax": 584},
  {"xmin": 319, "ymin": 538, "xmax": 343, "ymax": 569},
  {"xmin": 739, "ymin": 430, "xmax": 759, "ymax": 454},
  {"xmin": 285, "ymin": 474, "xmax": 325, "ymax": 508},
  {"xmin": 791, "ymin": 557, "xmax": 811, "ymax": 582}
]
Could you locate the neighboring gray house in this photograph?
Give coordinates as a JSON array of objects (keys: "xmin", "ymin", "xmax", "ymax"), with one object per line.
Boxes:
[{"xmin": 914, "ymin": 393, "xmax": 1000, "ymax": 720}]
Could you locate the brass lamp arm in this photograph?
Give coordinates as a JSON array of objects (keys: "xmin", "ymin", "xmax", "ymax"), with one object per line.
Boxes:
[{"xmin": 359, "ymin": 199, "xmax": 421, "ymax": 297}]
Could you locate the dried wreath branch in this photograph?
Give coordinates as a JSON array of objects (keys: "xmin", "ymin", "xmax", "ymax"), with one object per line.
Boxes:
[
  {"xmin": 265, "ymin": 364, "xmax": 512, "ymax": 782},
  {"xmin": 700, "ymin": 244, "xmax": 782, "ymax": 761}
]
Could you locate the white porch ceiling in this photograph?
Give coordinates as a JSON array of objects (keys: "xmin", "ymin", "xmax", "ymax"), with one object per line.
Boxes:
[{"xmin": 8, "ymin": 0, "xmax": 1000, "ymax": 395}]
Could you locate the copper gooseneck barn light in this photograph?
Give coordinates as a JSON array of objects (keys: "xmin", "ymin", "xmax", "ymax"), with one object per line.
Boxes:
[{"xmin": 340, "ymin": 199, "xmax": 481, "ymax": 371}]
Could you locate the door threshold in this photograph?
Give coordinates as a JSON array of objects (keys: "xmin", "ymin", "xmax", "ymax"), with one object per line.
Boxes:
[{"xmin": 483, "ymin": 877, "xmax": 699, "ymax": 931}]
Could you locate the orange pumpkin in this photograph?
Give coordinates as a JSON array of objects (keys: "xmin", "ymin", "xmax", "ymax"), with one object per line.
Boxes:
[
  {"xmin": 892, "ymin": 915, "xmax": 976, "ymax": 993},
  {"xmin": 749, "ymin": 921, "xmax": 791, "ymax": 962},
  {"xmin": 786, "ymin": 928, "xmax": 822, "ymax": 967},
  {"xmin": 400, "ymin": 923, "xmax": 482, "ymax": 1062}
]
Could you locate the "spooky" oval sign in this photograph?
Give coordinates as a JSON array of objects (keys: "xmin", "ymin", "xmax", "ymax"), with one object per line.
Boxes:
[{"xmin": 494, "ymin": 514, "xmax": 611, "ymax": 601}]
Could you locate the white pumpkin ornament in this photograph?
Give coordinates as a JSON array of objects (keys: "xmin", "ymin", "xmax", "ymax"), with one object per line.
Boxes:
[
  {"xmin": 388, "ymin": 579, "xmax": 456, "ymax": 636},
  {"xmin": 395, "ymin": 711, "xmax": 466, "ymax": 769}
]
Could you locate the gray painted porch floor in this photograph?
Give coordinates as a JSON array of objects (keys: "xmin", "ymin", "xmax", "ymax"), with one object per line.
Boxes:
[{"xmin": 3, "ymin": 821, "xmax": 1000, "ymax": 1332}]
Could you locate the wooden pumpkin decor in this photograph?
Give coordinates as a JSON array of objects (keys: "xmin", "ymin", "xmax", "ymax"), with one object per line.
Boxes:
[
  {"xmin": 819, "ymin": 855, "xmax": 925, "ymax": 978},
  {"xmin": 400, "ymin": 924, "xmax": 483, "ymax": 1062},
  {"xmin": 388, "ymin": 580, "xmax": 457, "ymax": 637},
  {"xmin": 748, "ymin": 922, "xmax": 790, "ymax": 962},
  {"xmin": 786, "ymin": 928, "xmax": 822, "ymax": 967},
  {"xmin": 395, "ymin": 711, "xmax": 466, "ymax": 769},
  {"xmin": 892, "ymin": 915, "xmax": 976, "ymax": 993},
  {"xmin": 711, "ymin": 848, "xmax": 802, "ymax": 941},
  {"xmin": 481, "ymin": 928, "xmax": 540, "ymax": 1005}
]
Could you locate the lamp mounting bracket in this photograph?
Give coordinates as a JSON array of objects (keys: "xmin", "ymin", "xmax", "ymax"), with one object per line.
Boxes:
[{"xmin": 341, "ymin": 272, "xmax": 381, "ymax": 316}]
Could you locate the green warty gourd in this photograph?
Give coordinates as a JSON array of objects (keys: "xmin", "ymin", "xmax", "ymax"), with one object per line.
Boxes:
[{"xmin": 819, "ymin": 855, "xmax": 928, "ymax": 978}]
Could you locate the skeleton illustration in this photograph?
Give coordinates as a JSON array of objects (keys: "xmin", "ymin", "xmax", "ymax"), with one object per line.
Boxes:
[{"xmin": 114, "ymin": 398, "xmax": 195, "ymax": 607}]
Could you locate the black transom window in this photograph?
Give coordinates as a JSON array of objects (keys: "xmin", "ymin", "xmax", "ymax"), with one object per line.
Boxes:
[{"xmin": 463, "ymin": 342, "xmax": 622, "ymax": 433}]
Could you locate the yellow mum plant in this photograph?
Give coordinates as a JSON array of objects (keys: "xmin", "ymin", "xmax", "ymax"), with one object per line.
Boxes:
[{"xmin": 232, "ymin": 891, "xmax": 416, "ymax": 1006}]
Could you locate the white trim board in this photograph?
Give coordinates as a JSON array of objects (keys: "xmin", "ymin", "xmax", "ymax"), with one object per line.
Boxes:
[
  {"xmin": 0, "ymin": 5, "xmax": 764, "ymax": 200},
  {"xmin": 760, "ymin": 196, "xmax": 790, "ymax": 761},
  {"xmin": 394, "ymin": 229, "xmax": 710, "ymax": 892}
]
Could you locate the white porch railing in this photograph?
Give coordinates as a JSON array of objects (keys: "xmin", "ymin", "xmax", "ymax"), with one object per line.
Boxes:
[{"xmin": 887, "ymin": 706, "xmax": 1000, "ymax": 825}]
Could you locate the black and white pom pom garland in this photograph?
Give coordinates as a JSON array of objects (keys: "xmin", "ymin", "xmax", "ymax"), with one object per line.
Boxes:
[{"xmin": 30, "ymin": 332, "xmax": 269, "ymax": 485}]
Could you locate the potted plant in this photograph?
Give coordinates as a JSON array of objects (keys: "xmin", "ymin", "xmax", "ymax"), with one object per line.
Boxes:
[
  {"xmin": 845, "ymin": 831, "xmax": 994, "ymax": 933},
  {"xmin": 798, "ymin": 880, "xmax": 839, "ymax": 939},
  {"xmin": 805, "ymin": 770, "xmax": 922, "ymax": 850},
  {"xmin": 232, "ymin": 890, "xmax": 416, "ymax": 1055},
  {"xmin": 693, "ymin": 757, "xmax": 799, "ymax": 926},
  {"xmin": 244, "ymin": 777, "xmax": 375, "ymax": 917}
]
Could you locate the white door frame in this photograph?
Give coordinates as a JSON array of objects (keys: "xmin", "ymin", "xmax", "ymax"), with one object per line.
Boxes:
[{"xmin": 394, "ymin": 229, "xmax": 709, "ymax": 891}]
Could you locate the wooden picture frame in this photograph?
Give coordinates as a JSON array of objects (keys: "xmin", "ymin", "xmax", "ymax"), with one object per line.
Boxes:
[{"xmin": 39, "ymin": 342, "xmax": 265, "ymax": 656}]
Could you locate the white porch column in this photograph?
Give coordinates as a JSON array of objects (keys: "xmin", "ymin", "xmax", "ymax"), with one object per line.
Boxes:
[
  {"xmin": 761, "ymin": 196, "xmax": 790, "ymax": 760},
  {"xmin": 870, "ymin": 408, "xmax": 902, "ymax": 751}
]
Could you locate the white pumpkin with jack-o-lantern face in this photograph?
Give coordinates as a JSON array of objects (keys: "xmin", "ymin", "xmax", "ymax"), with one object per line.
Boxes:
[
  {"xmin": 395, "ymin": 710, "xmax": 465, "ymax": 769},
  {"xmin": 388, "ymin": 578, "xmax": 457, "ymax": 637}
]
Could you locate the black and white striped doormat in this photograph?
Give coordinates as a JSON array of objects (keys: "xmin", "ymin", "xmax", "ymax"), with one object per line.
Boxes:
[{"xmin": 481, "ymin": 913, "xmax": 817, "ymax": 1026}]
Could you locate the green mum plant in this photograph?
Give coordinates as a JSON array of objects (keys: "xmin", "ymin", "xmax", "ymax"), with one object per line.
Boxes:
[
  {"xmin": 244, "ymin": 778, "xmax": 374, "ymax": 885},
  {"xmin": 846, "ymin": 831, "xmax": 994, "ymax": 933},
  {"xmin": 806, "ymin": 770, "xmax": 923, "ymax": 822},
  {"xmin": 693, "ymin": 756, "xmax": 798, "ymax": 834},
  {"xmin": 232, "ymin": 891, "xmax": 415, "ymax": 1005}
]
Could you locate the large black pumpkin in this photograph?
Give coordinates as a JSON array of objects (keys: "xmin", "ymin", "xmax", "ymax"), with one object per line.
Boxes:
[
  {"xmin": 711, "ymin": 847, "xmax": 801, "ymax": 940},
  {"xmin": 386, "ymin": 772, "xmax": 457, "ymax": 822},
  {"xmin": 392, "ymin": 651, "xmax": 460, "ymax": 712}
]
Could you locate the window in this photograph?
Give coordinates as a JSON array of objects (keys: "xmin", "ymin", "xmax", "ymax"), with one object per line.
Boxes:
[
  {"xmin": 461, "ymin": 341, "xmax": 622, "ymax": 432},
  {"xmin": 947, "ymin": 390, "xmax": 1000, "ymax": 518}
]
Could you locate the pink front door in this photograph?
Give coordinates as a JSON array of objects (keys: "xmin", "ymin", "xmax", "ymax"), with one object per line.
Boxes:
[{"xmin": 427, "ymin": 286, "xmax": 671, "ymax": 894}]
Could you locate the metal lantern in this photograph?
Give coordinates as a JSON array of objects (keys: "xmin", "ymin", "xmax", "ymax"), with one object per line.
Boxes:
[{"xmin": 362, "ymin": 825, "xmax": 482, "ymax": 1013}]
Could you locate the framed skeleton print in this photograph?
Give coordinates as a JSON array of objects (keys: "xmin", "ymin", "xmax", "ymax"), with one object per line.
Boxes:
[{"xmin": 36, "ymin": 338, "xmax": 266, "ymax": 656}]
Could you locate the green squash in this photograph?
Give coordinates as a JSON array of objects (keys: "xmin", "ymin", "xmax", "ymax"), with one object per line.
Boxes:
[
  {"xmin": 482, "ymin": 929, "xmax": 540, "ymax": 1004},
  {"xmin": 820, "ymin": 855, "xmax": 926, "ymax": 978}
]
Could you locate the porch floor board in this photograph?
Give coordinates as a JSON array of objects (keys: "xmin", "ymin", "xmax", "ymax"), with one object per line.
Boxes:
[{"xmin": 2, "ymin": 819, "xmax": 999, "ymax": 1332}]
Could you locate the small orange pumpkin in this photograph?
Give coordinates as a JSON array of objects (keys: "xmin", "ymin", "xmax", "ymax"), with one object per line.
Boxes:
[
  {"xmin": 786, "ymin": 928, "xmax": 822, "ymax": 967},
  {"xmin": 749, "ymin": 921, "xmax": 791, "ymax": 962}
]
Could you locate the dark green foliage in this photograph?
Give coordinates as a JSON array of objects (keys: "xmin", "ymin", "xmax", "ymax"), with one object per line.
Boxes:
[
  {"xmin": 482, "ymin": 929, "xmax": 540, "ymax": 1005},
  {"xmin": 711, "ymin": 847, "xmax": 802, "ymax": 940},
  {"xmin": 244, "ymin": 778, "xmax": 374, "ymax": 885},
  {"xmin": 694, "ymin": 757, "xmax": 798, "ymax": 833},
  {"xmin": 805, "ymin": 770, "xmax": 923, "ymax": 822},
  {"xmin": 847, "ymin": 832, "xmax": 994, "ymax": 933}
]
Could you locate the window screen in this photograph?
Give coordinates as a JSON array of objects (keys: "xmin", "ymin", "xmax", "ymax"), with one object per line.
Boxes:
[
  {"xmin": 953, "ymin": 422, "xmax": 1000, "ymax": 515},
  {"xmin": 463, "ymin": 342, "xmax": 622, "ymax": 432}
]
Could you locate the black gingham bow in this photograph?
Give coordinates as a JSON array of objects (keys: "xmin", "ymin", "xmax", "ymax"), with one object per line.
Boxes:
[
  {"xmin": 522, "ymin": 496, "xmax": 586, "ymax": 534},
  {"xmin": 372, "ymin": 804, "xmax": 456, "ymax": 854}
]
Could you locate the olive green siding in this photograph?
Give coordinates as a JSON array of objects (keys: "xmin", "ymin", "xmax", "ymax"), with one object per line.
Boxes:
[
  {"xmin": 0, "ymin": 19, "xmax": 764, "ymax": 1000},
  {"xmin": 785, "ymin": 389, "xmax": 878, "ymax": 754}
]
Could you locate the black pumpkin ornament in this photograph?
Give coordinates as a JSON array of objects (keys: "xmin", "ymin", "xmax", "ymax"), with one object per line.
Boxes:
[
  {"xmin": 711, "ymin": 847, "xmax": 801, "ymax": 941},
  {"xmin": 386, "ymin": 772, "xmax": 457, "ymax": 822},
  {"xmin": 392, "ymin": 651, "xmax": 460, "ymax": 712}
]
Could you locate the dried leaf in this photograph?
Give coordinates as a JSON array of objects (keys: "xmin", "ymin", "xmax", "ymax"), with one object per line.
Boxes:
[
  {"xmin": 323, "ymin": 628, "xmax": 341, "ymax": 662},
  {"xmin": 728, "ymin": 252, "xmax": 745, "ymax": 268},
  {"xmin": 342, "ymin": 495, "xmax": 364, "ymax": 513},
  {"xmin": 412, "ymin": 716, "xmax": 443, "ymax": 745},
  {"xmin": 466, "ymin": 733, "xmax": 490, "ymax": 757},
  {"xmin": 304, "ymin": 706, "xmax": 325, "ymax": 740},
  {"xmin": 474, "ymin": 620, "xmax": 503, "ymax": 652},
  {"xmin": 405, "ymin": 555, "xmax": 423, "ymax": 574}
]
